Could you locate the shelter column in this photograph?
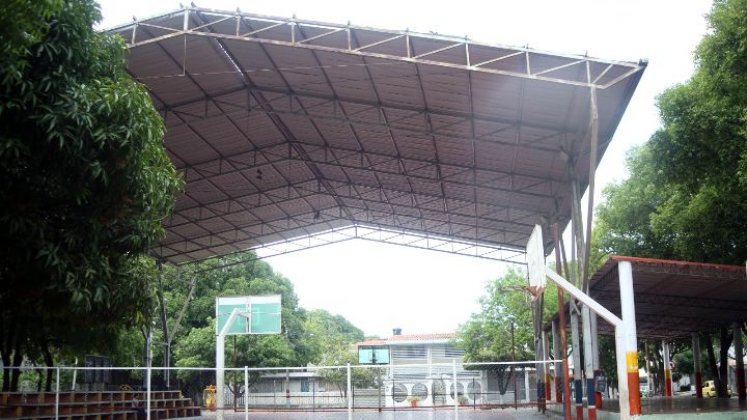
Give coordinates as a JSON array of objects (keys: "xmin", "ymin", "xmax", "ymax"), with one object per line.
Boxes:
[
  {"xmin": 570, "ymin": 304, "xmax": 583, "ymax": 420},
  {"xmin": 693, "ymin": 333, "xmax": 703, "ymax": 398},
  {"xmin": 662, "ymin": 341, "xmax": 672, "ymax": 397},
  {"xmin": 619, "ymin": 260, "xmax": 641, "ymax": 418},
  {"xmin": 544, "ymin": 331, "xmax": 552, "ymax": 405},
  {"xmin": 582, "ymin": 306, "xmax": 596, "ymax": 420},
  {"xmin": 525, "ymin": 368, "xmax": 531, "ymax": 402},
  {"xmin": 591, "ymin": 313, "xmax": 602, "ymax": 408},
  {"xmin": 734, "ymin": 322, "xmax": 745, "ymax": 400},
  {"xmin": 553, "ymin": 319, "xmax": 562, "ymax": 403}
]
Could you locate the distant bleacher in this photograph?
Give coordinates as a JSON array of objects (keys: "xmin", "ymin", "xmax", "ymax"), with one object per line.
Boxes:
[{"xmin": 0, "ymin": 390, "xmax": 201, "ymax": 419}]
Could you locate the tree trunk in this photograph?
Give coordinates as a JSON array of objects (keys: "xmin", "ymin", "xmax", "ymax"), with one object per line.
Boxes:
[
  {"xmin": 36, "ymin": 363, "xmax": 43, "ymax": 391},
  {"xmin": 43, "ymin": 342, "xmax": 54, "ymax": 392},
  {"xmin": 10, "ymin": 342, "xmax": 23, "ymax": 392},
  {"xmin": 705, "ymin": 332, "xmax": 719, "ymax": 383},
  {"xmin": 718, "ymin": 327, "xmax": 732, "ymax": 398},
  {"xmin": 156, "ymin": 261, "xmax": 170, "ymax": 388},
  {"xmin": 1, "ymin": 315, "xmax": 16, "ymax": 391}
]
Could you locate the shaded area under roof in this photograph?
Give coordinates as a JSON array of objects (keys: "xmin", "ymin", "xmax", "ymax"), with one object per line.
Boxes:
[
  {"xmin": 108, "ymin": 7, "xmax": 645, "ymax": 264},
  {"xmin": 551, "ymin": 256, "xmax": 747, "ymax": 340}
]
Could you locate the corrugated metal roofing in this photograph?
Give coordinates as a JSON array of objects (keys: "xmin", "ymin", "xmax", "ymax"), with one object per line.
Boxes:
[
  {"xmin": 587, "ymin": 256, "xmax": 747, "ymax": 339},
  {"xmin": 109, "ymin": 7, "xmax": 645, "ymax": 264}
]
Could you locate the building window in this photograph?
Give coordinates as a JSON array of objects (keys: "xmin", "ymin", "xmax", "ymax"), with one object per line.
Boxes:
[
  {"xmin": 412, "ymin": 383, "xmax": 428, "ymax": 400},
  {"xmin": 392, "ymin": 345, "xmax": 426, "ymax": 359},
  {"xmin": 392, "ymin": 384, "xmax": 407, "ymax": 402},
  {"xmin": 450, "ymin": 382, "xmax": 465, "ymax": 399},
  {"xmin": 301, "ymin": 379, "xmax": 310, "ymax": 393},
  {"xmin": 467, "ymin": 381, "xmax": 481, "ymax": 401}
]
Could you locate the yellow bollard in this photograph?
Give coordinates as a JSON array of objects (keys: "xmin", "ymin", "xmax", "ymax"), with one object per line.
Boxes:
[{"xmin": 204, "ymin": 385, "xmax": 217, "ymax": 411}]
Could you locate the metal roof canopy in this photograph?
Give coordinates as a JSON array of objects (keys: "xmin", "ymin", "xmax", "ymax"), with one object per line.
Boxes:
[
  {"xmin": 581, "ymin": 256, "xmax": 747, "ymax": 340},
  {"xmin": 109, "ymin": 6, "xmax": 645, "ymax": 264}
]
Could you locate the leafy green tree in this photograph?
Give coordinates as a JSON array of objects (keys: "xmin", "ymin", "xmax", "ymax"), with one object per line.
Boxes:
[
  {"xmin": 460, "ymin": 267, "xmax": 558, "ymax": 361},
  {"xmin": 302, "ymin": 309, "xmax": 376, "ymax": 396},
  {"xmin": 0, "ymin": 0, "xmax": 182, "ymax": 391},
  {"xmin": 646, "ymin": 0, "xmax": 747, "ymax": 264},
  {"xmin": 593, "ymin": 145, "xmax": 678, "ymax": 263},
  {"xmin": 593, "ymin": 0, "xmax": 747, "ymax": 398},
  {"xmin": 152, "ymin": 252, "xmax": 312, "ymax": 400},
  {"xmin": 304, "ymin": 309, "xmax": 364, "ymax": 364},
  {"xmin": 459, "ymin": 267, "xmax": 558, "ymax": 397}
]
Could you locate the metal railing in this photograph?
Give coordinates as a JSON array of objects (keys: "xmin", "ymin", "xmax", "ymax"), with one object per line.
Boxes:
[{"xmin": 0, "ymin": 360, "xmax": 550, "ymax": 419}]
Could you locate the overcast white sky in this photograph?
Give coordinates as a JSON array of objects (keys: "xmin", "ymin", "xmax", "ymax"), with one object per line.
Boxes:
[{"xmin": 99, "ymin": 0, "xmax": 713, "ymax": 338}]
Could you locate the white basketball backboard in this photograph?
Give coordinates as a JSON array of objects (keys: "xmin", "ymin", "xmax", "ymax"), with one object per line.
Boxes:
[{"xmin": 526, "ymin": 225, "xmax": 547, "ymax": 298}]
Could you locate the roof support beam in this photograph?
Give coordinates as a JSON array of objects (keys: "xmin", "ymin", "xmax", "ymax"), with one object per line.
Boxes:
[
  {"xmin": 168, "ymin": 179, "xmax": 536, "ymax": 233},
  {"xmin": 176, "ymin": 141, "xmax": 560, "ymax": 201},
  {"xmin": 165, "ymin": 199, "xmax": 530, "ymax": 251},
  {"xmin": 117, "ymin": 8, "xmax": 644, "ymax": 90},
  {"xmin": 164, "ymin": 223, "xmax": 526, "ymax": 265},
  {"xmin": 161, "ymin": 83, "xmax": 576, "ymax": 143}
]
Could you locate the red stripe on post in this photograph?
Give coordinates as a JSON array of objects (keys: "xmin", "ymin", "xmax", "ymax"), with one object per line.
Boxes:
[{"xmin": 627, "ymin": 372, "xmax": 641, "ymax": 416}]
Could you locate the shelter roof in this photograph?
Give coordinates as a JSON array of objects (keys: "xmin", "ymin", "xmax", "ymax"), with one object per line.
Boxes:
[
  {"xmin": 582, "ymin": 256, "xmax": 747, "ymax": 339},
  {"xmin": 109, "ymin": 7, "xmax": 645, "ymax": 264}
]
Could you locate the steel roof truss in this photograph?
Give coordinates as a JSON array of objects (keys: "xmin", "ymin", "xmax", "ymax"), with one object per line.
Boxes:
[{"xmin": 120, "ymin": 8, "xmax": 642, "ymax": 89}]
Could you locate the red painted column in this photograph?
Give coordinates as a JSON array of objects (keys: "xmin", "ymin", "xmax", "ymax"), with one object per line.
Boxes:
[
  {"xmin": 627, "ymin": 364, "xmax": 641, "ymax": 417},
  {"xmin": 619, "ymin": 261, "xmax": 641, "ymax": 418},
  {"xmin": 693, "ymin": 333, "xmax": 703, "ymax": 398}
]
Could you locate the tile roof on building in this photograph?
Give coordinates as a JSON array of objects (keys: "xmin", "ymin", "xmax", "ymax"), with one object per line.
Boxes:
[{"xmin": 356, "ymin": 333, "xmax": 457, "ymax": 347}]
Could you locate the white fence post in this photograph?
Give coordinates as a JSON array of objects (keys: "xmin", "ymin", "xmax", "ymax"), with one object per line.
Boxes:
[
  {"xmin": 453, "ymin": 359, "xmax": 459, "ymax": 419},
  {"xmin": 244, "ymin": 366, "xmax": 249, "ymax": 420},
  {"xmin": 347, "ymin": 363, "xmax": 353, "ymax": 420},
  {"xmin": 146, "ymin": 365, "xmax": 152, "ymax": 420},
  {"xmin": 55, "ymin": 366, "xmax": 60, "ymax": 419}
]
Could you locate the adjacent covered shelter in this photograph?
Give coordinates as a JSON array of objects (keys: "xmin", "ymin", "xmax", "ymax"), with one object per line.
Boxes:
[
  {"xmin": 589, "ymin": 256, "xmax": 747, "ymax": 340},
  {"xmin": 546, "ymin": 255, "xmax": 747, "ymax": 417}
]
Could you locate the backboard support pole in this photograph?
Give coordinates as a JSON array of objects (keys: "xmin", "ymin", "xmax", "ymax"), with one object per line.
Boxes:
[
  {"xmin": 216, "ymin": 308, "xmax": 243, "ymax": 420},
  {"xmin": 553, "ymin": 223, "xmax": 572, "ymax": 419},
  {"xmin": 530, "ymin": 226, "xmax": 640, "ymax": 419}
]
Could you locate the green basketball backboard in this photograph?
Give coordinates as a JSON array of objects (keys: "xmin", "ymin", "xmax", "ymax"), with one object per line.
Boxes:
[{"xmin": 216, "ymin": 295, "xmax": 281, "ymax": 335}]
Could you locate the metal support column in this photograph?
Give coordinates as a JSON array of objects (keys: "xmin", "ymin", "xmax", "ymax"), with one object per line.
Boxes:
[
  {"xmin": 347, "ymin": 363, "xmax": 353, "ymax": 420},
  {"xmin": 55, "ymin": 367, "xmax": 60, "ymax": 420},
  {"xmin": 244, "ymin": 366, "xmax": 249, "ymax": 420},
  {"xmin": 552, "ymin": 319, "xmax": 562, "ymax": 403},
  {"xmin": 544, "ymin": 330, "xmax": 552, "ymax": 406},
  {"xmin": 662, "ymin": 341, "xmax": 672, "ymax": 397},
  {"xmin": 453, "ymin": 359, "xmax": 459, "ymax": 419},
  {"xmin": 582, "ymin": 306, "xmax": 596, "ymax": 420},
  {"xmin": 525, "ymin": 368, "xmax": 531, "ymax": 403},
  {"xmin": 693, "ymin": 333, "xmax": 703, "ymax": 398},
  {"xmin": 553, "ymin": 223, "xmax": 572, "ymax": 420},
  {"xmin": 570, "ymin": 304, "xmax": 583, "ymax": 420},
  {"xmin": 619, "ymin": 261, "xmax": 641, "ymax": 419},
  {"xmin": 544, "ymin": 267, "xmax": 629, "ymax": 418},
  {"xmin": 734, "ymin": 322, "xmax": 745, "ymax": 400},
  {"xmin": 216, "ymin": 332, "xmax": 226, "ymax": 420},
  {"xmin": 614, "ymin": 326, "xmax": 630, "ymax": 418},
  {"xmin": 592, "ymin": 313, "xmax": 602, "ymax": 408}
]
